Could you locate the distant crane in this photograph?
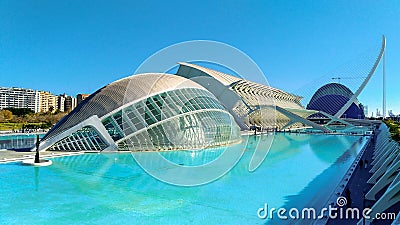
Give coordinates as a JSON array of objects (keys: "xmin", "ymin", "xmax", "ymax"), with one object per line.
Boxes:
[{"xmin": 331, "ymin": 77, "xmax": 367, "ymax": 84}]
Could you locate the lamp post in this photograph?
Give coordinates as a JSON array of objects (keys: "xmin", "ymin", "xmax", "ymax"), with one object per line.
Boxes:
[
  {"xmin": 21, "ymin": 134, "xmax": 51, "ymax": 167},
  {"xmin": 34, "ymin": 135, "xmax": 40, "ymax": 163}
]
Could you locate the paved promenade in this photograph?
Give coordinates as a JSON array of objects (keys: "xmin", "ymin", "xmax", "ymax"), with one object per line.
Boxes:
[{"xmin": 327, "ymin": 131, "xmax": 400, "ymax": 225}]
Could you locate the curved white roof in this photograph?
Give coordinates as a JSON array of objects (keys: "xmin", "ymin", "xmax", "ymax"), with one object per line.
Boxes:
[
  {"xmin": 178, "ymin": 62, "xmax": 242, "ymax": 86},
  {"xmin": 177, "ymin": 62, "xmax": 303, "ymax": 108},
  {"xmin": 43, "ymin": 73, "xmax": 207, "ymax": 141}
]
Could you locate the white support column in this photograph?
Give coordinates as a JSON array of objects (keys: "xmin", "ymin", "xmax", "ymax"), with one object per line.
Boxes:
[{"xmin": 383, "ymin": 51, "xmax": 386, "ymax": 118}]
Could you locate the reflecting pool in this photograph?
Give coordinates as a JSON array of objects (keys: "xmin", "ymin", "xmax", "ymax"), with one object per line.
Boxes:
[{"xmin": 0, "ymin": 133, "xmax": 366, "ymax": 224}]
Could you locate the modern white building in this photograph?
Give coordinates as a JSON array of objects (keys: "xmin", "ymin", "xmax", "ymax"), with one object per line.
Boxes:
[
  {"xmin": 36, "ymin": 73, "xmax": 241, "ymax": 152},
  {"xmin": 176, "ymin": 62, "xmax": 329, "ymax": 132},
  {"xmin": 0, "ymin": 87, "xmax": 41, "ymax": 113}
]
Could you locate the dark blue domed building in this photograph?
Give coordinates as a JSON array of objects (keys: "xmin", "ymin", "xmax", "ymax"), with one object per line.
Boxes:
[{"xmin": 307, "ymin": 83, "xmax": 365, "ymax": 119}]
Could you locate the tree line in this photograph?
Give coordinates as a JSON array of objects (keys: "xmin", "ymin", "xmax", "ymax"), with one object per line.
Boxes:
[{"xmin": 0, "ymin": 108, "xmax": 67, "ymax": 129}]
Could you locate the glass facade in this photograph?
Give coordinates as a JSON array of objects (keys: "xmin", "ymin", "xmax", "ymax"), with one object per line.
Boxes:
[
  {"xmin": 102, "ymin": 88, "xmax": 240, "ymax": 151},
  {"xmin": 48, "ymin": 126, "xmax": 108, "ymax": 151},
  {"xmin": 46, "ymin": 87, "xmax": 240, "ymax": 152}
]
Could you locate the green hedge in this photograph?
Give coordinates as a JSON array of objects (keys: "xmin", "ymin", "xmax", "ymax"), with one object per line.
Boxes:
[{"xmin": 384, "ymin": 120, "xmax": 400, "ymax": 142}]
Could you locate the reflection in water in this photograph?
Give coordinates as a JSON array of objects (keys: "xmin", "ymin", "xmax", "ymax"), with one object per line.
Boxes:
[
  {"xmin": 2, "ymin": 133, "xmax": 366, "ymax": 224},
  {"xmin": 34, "ymin": 167, "xmax": 39, "ymax": 191},
  {"xmin": 45, "ymin": 133, "xmax": 359, "ymax": 185},
  {"xmin": 159, "ymin": 147, "xmax": 226, "ymax": 166},
  {"xmin": 132, "ymin": 142, "xmax": 245, "ymax": 186},
  {"xmin": 309, "ymin": 135, "xmax": 358, "ymax": 164},
  {"xmin": 0, "ymin": 134, "xmax": 45, "ymax": 149}
]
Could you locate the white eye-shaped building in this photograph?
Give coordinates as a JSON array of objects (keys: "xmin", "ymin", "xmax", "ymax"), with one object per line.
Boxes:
[{"xmin": 37, "ymin": 73, "xmax": 241, "ymax": 152}]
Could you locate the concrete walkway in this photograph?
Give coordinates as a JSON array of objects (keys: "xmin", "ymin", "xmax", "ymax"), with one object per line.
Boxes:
[
  {"xmin": 0, "ymin": 149, "xmax": 83, "ymax": 164},
  {"xmin": 327, "ymin": 132, "xmax": 400, "ymax": 225}
]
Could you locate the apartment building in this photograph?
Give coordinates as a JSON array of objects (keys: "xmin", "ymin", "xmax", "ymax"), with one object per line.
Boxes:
[
  {"xmin": 0, "ymin": 87, "xmax": 41, "ymax": 113},
  {"xmin": 0, "ymin": 87, "xmax": 77, "ymax": 113}
]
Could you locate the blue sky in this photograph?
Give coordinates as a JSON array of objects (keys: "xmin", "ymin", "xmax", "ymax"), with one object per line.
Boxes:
[{"xmin": 1, "ymin": 0, "xmax": 399, "ymax": 115}]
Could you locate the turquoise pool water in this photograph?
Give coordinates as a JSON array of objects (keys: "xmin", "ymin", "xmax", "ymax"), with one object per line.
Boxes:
[{"xmin": 0, "ymin": 133, "xmax": 366, "ymax": 224}]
